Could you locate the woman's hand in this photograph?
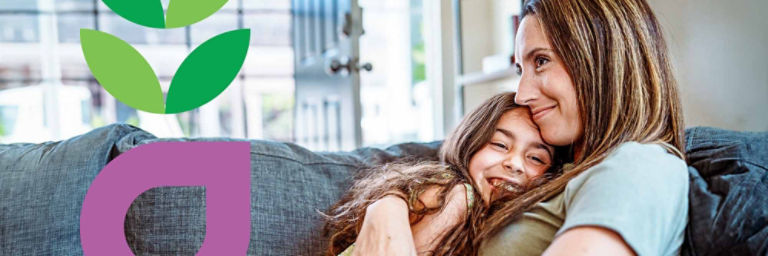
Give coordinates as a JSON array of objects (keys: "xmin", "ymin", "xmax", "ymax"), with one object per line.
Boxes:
[{"xmin": 352, "ymin": 195, "xmax": 417, "ymax": 256}]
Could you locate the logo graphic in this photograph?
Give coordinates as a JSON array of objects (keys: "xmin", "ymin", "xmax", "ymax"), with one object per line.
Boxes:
[
  {"xmin": 80, "ymin": 142, "xmax": 252, "ymax": 255},
  {"xmin": 80, "ymin": 0, "xmax": 250, "ymax": 114}
]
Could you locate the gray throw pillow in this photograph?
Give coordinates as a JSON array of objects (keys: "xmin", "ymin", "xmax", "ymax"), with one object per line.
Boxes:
[
  {"xmin": 683, "ymin": 127, "xmax": 768, "ymax": 256},
  {"xmin": 0, "ymin": 124, "xmax": 149, "ymax": 255}
]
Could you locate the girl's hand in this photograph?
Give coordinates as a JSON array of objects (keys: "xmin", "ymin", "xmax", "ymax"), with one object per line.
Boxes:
[{"xmin": 352, "ymin": 195, "xmax": 417, "ymax": 256}]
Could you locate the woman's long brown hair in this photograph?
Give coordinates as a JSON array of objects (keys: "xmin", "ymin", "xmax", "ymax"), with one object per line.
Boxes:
[
  {"xmin": 473, "ymin": 0, "xmax": 686, "ymax": 247},
  {"xmin": 323, "ymin": 92, "xmax": 566, "ymax": 256}
]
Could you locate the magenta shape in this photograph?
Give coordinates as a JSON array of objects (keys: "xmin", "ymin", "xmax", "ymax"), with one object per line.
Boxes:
[{"xmin": 80, "ymin": 142, "xmax": 252, "ymax": 255}]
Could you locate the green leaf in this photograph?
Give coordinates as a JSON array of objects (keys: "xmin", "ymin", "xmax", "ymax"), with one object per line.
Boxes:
[
  {"xmin": 165, "ymin": 29, "xmax": 250, "ymax": 114},
  {"xmin": 80, "ymin": 29, "xmax": 165, "ymax": 114},
  {"xmin": 102, "ymin": 0, "xmax": 165, "ymax": 28},
  {"xmin": 166, "ymin": 0, "xmax": 229, "ymax": 28}
]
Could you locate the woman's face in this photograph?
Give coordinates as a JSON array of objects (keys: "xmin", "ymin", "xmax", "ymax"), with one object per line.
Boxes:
[
  {"xmin": 468, "ymin": 108, "xmax": 554, "ymax": 205},
  {"xmin": 513, "ymin": 15, "xmax": 583, "ymax": 146}
]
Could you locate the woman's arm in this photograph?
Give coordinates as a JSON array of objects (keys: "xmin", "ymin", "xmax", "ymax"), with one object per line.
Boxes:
[{"xmin": 543, "ymin": 226, "xmax": 635, "ymax": 256}]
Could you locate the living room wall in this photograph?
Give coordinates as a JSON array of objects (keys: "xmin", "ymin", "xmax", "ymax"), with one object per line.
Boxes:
[
  {"xmin": 459, "ymin": 0, "xmax": 767, "ymax": 132},
  {"xmin": 649, "ymin": 0, "xmax": 768, "ymax": 131}
]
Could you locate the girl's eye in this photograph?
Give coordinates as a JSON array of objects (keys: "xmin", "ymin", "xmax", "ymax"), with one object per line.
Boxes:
[
  {"xmin": 535, "ymin": 56, "xmax": 549, "ymax": 68},
  {"xmin": 491, "ymin": 142, "xmax": 508, "ymax": 150},
  {"xmin": 514, "ymin": 64, "xmax": 522, "ymax": 75},
  {"xmin": 529, "ymin": 155, "xmax": 547, "ymax": 165}
]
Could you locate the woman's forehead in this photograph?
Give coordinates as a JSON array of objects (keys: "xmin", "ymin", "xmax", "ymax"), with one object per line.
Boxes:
[{"xmin": 515, "ymin": 16, "xmax": 552, "ymax": 60}]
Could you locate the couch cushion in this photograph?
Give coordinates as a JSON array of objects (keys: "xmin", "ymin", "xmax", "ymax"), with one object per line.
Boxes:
[
  {"xmin": 683, "ymin": 127, "xmax": 768, "ymax": 256},
  {"xmin": 118, "ymin": 136, "xmax": 441, "ymax": 255},
  {"xmin": 0, "ymin": 124, "xmax": 149, "ymax": 255}
]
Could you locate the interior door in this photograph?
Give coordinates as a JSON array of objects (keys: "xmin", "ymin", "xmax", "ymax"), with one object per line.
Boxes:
[{"xmin": 292, "ymin": 0, "xmax": 365, "ymax": 151}]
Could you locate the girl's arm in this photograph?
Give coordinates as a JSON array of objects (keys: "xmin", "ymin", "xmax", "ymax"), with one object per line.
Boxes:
[
  {"xmin": 352, "ymin": 195, "xmax": 417, "ymax": 256},
  {"xmin": 351, "ymin": 184, "xmax": 469, "ymax": 256},
  {"xmin": 410, "ymin": 184, "xmax": 469, "ymax": 252}
]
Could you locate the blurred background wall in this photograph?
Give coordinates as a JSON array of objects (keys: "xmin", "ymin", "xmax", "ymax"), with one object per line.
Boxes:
[{"xmin": 649, "ymin": 0, "xmax": 768, "ymax": 131}]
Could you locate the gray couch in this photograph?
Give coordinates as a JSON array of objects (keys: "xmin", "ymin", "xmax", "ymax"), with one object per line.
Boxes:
[{"xmin": 0, "ymin": 124, "xmax": 765, "ymax": 255}]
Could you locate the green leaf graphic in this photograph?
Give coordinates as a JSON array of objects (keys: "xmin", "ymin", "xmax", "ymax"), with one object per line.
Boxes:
[
  {"xmin": 80, "ymin": 29, "xmax": 165, "ymax": 114},
  {"xmin": 165, "ymin": 29, "xmax": 250, "ymax": 114},
  {"xmin": 166, "ymin": 0, "xmax": 229, "ymax": 28},
  {"xmin": 102, "ymin": 0, "xmax": 165, "ymax": 28}
]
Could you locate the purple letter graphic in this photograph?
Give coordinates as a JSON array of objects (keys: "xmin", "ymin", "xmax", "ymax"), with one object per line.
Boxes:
[{"xmin": 80, "ymin": 142, "xmax": 251, "ymax": 255}]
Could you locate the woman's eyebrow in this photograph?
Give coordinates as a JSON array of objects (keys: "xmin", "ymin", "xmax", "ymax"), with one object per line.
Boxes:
[
  {"xmin": 523, "ymin": 47, "xmax": 552, "ymax": 62},
  {"xmin": 514, "ymin": 47, "xmax": 552, "ymax": 66}
]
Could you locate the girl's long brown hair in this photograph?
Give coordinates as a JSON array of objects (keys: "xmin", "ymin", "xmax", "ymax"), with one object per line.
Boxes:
[
  {"xmin": 323, "ymin": 92, "xmax": 566, "ymax": 256},
  {"xmin": 474, "ymin": 0, "xmax": 686, "ymax": 247}
]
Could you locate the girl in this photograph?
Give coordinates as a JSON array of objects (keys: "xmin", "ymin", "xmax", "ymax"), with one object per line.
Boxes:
[{"xmin": 323, "ymin": 92, "xmax": 567, "ymax": 256}]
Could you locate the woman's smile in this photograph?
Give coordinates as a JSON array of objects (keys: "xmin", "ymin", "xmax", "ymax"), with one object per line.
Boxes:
[{"xmin": 531, "ymin": 105, "xmax": 556, "ymax": 122}]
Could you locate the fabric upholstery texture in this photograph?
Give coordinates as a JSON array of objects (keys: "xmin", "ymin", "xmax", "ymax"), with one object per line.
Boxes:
[
  {"xmin": 1, "ymin": 124, "xmax": 766, "ymax": 255},
  {"xmin": 0, "ymin": 124, "xmax": 146, "ymax": 255},
  {"xmin": 683, "ymin": 127, "xmax": 768, "ymax": 256},
  {"xmin": 117, "ymin": 132, "xmax": 442, "ymax": 255}
]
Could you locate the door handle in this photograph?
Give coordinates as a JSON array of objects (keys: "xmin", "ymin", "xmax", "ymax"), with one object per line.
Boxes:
[{"xmin": 326, "ymin": 57, "xmax": 373, "ymax": 76}]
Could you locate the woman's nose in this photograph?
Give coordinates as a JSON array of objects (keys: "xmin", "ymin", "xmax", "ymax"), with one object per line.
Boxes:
[{"xmin": 514, "ymin": 74, "xmax": 538, "ymax": 105}]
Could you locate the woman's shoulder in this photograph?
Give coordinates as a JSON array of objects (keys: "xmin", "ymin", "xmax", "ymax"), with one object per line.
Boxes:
[
  {"xmin": 565, "ymin": 141, "xmax": 689, "ymax": 202},
  {"xmin": 589, "ymin": 141, "xmax": 687, "ymax": 177}
]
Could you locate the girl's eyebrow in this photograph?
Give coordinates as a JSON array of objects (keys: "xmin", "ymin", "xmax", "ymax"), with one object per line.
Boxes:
[
  {"xmin": 496, "ymin": 128, "xmax": 554, "ymax": 156},
  {"xmin": 495, "ymin": 128, "xmax": 516, "ymax": 141},
  {"xmin": 536, "ymin": 143, "xmax": 554, "ymax": 158}
]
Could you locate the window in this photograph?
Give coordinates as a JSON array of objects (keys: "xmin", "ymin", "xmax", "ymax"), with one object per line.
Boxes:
[
  {"xmin": 359, "ymin": 0, "xmax": 435, "ymax": 147},
  {"xmin": 0, "ymin": 0, "xmax": 294, "ymax": 143}
]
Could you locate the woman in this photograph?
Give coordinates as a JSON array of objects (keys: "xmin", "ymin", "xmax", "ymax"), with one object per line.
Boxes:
[
  {"xmin": 323, "ymin": 92, "xmax": 567, "ymax": 256},
  {"xmin": 357, "ymin": 0, "xmax": 689, "ymax": 255}
]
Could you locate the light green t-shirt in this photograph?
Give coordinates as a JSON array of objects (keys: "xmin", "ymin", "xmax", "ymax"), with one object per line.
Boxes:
[{"xmin": 480, "ymin": 142, "xmax": 689, "ymax": 256}]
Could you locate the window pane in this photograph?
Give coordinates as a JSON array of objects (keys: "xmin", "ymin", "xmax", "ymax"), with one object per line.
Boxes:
[
  {"xmin": 57, "ymin": 14, "xmax": 94, "ymax": 43},
  {"xmin": 58, "ymin": 43, "xmax": 91, "ymax": 81},
  {"xmin": 0, "ymin": 85, "xmax": 45, "ymax": 142},
  {"xmin": 243, "ymin": 12, "xmax": 291, "ymax": 46},
  {"xmin": 0, "ymin": 0, "xmax": 38, "ymax": 11},
  {"xmin": 243, "ymin": 77, "xmax": 294, "ymax": 141},
  {"xmin": 242, "ymin": 46, "xmax": 294, "ymax": 77},
  {"xmin": 190, "ymin": 13, "xmax": 238, "ymax": 45},
  {"xmin": 359, "ymin": 0, "xmax": 434, "ymax": 146},
  {"xmin": 55, "ymin": 0, "xmax": 94, "ymax": 11},
  {"xmin": 133, "ymin": 44, "xmax": 189, "ymax": 80},
  {"xmin": 244, "ymin": 0, "xmax": 291, "ymax": 10},
  {"xmin": 99, "ymin": 12, "xmax": 187, "ymax": 45},
  {"xmin": 0, "ymin": 14, "xmax": 40, "ymax": 42},
  {"xmin": 0, "ymin": 42, "xmax": 43, "ymax": 84}
]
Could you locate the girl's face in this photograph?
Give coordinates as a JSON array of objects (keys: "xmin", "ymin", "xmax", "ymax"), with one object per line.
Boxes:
[
  {"xmin": 513, "ymin": 15, "xmax": 583, "ymax": 147},
  {"xmin": 468, "ymin": 108, "xmax": 554, "ymax": 205}
]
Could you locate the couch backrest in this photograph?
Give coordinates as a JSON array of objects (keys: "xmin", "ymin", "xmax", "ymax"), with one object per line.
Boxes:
[
  {"xmin": 1, "ymin": 124, "xmax": 766, "ymax": 255},
  {"xmin": 117, "ymin": 132, "xmax": 442, "ymax": 255}
]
